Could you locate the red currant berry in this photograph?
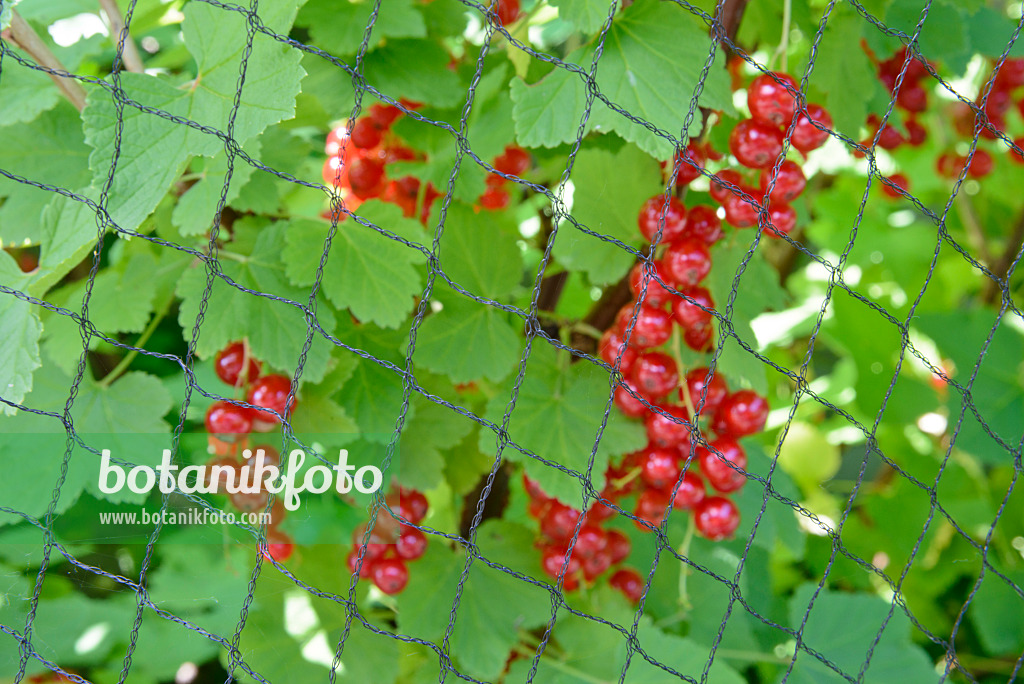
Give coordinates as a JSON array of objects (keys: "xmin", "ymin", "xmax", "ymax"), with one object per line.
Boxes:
[
  {"xmin": 682, "ymin": 367, "xmax": 728, "ymax": 413},
  {"xmin": 994, "ymin": 57, "xmax": 1024, "ymax": 89},
  {"xmin": 369, "ymin": 103, "xmax": 403, "ymax": 128},
  {"xmin": 582, "ymin": 551, "xmax": 613, "ymax": 581},
  {"xmin": 684, "ymin": 205, "xmax": 723, "ymax": 245},
  {"xmin": 610, "ymin": 567, "xmax": 645, "ymax": 602},
  {"xmin": 984, "ymin": 88, "xmax": 1014, "ymax": 118},
  {"xmin": 712, "ymin": 390, "xmax": 769, "ymax": 437},
  {"xmin": 214, "ymin": 342, "xmax": 261, "ymax": 387},
  {"xmin": 529, "ymin": 496, "xmax": 554, "ymax": 520},
  {"xmin": 645, "ymin": 404, "xmax": 693, "ymax": 448},
  {"xmin": 230, "ymin": 487, "xmax": 269, "ymax": 513},
  {"xmin": 346, "ymin": 549, "xmax": 374, "ymax": 579},
  {"xmin": 896, "ymin": 82, "xmax": 928, "ymax": 113},
  {"xmin": 748, "ymin": 72, "xmax": 799, "ymax": 126},
  {"xmin": 637, "ymin": 195, "xmax": 688, "ymax": 243},
  {"xmin": 494, "ymin": 145, "xmax": 531, "ymax": 176},
  {"xmin": 633, "ymin": 488, "xmax": 671, "ymax": 528},
  {"xmin": 729, "ymin": 118, "xmax": 785, "ymax": 169},
  {"xmin": 672, "ymin": 142, "xmax": 707, "ymax": 186},
  {"xmin": 348, "ymin": 157, "xmax": 387, "ymax": 199},
  {"xmin": 671, "ymin": 286, "xmax": 714, "ymax": 333},
  {"xmin": 693, "ymin": 496, "xmax": 741, "ymax": 540},
  {"xmin": 350, "ymin": 117, "xmax": 384, "ymax": 149},
  {"xmin": 247, "ymin": 374, "xmax": 294, "ymax": 426},
  {"xmin": 325, "ymin": 126, "xmax": 350, "ymax": 157},
  {"xmin": 479, "ymin": 185, "xmax": 510, "ymax": 210},
  {"xmin": 396, "ymin": 489, "xmax": 429, "ymax": 524},
  {"xmin": 614, "ymin": 381, "xmax": 650, "ymax": 418},
  {"xmin": 904, "ymin": 119, "xmax": 928, "ymax": 146},
  {"xmin": 606, "ymin": 529, "xmax": 631, "ymax": 564},
  {"xmin": 629, "ymin": 260, "xmax": 673, "ymax": 308},
  {"xmin": 396, "ymin": 526, "xmax": 428, "ymax": 560},
  {"xmin": 791, "ymin": 104, "xmax": 832, "ymax": 153},
  {"xmin": 574, "ymin": 525, "xmax": 608, "ymax": 558},
  {"xmin": 630, "ymin": 351, "xmax": 679, "ymax": 398},
  {"xmin": 710, "ymin": 169, "xmax": 745, "ymax": 202},
  {"xmin": 967, "ymin": 149, "xmax": 994, "ymax": 178},
  {"xmin": 759, "ymin": 159, "xmax": 806, "ymax": 203},
  {"xmin": 523, "ymin": 473, "xmax": 546, "ymax": 500},
  {"xmin": 616, "ymin": 304, "xmax": 674, "ymax": 349},
  {"xmin": 722, "ymin": 193, "xmax": 759, "ymax": 228},
  {"xmin": 372, "ymin": 558, "xmax": 410, "ymax": 595},
  {"xmin": 662, "ymin": 239, "xmax": 711, "ymax": 288},
  {"xmin": 683, "ymin": 325, "xmax": 713, "ymax": 352},
  {"xmin": 639, "ymin": 447, "xmax": 681, "ymax": 491},
  {"xmin": 541, "ymin": 545, "xmax": 581, "ymax": 579},
  {"xmin": 495, "ymin": 0, "xmax": 521, "ymax": 25},
  {"xmin": 672, "ymin": 470, "xmax": 707, "ymax": 510},
  {"xmin": 261, "ymin": 529, "xmax": 294, "ymax": 563},
  {"xmin": 763, "ymin": 203, "xmax": 797, "ymax": 238},
  {"xmin": 697, "ymin": 438, "xmax": 747, "ymax": 493},
  {"xmin": 936, "ymin": 152, "xmax": 961, "ymax": 178},
  {"xmin": 205, "ymin": 401, "xmax": 253, "ymax": 435},
  {"xmin": 599, "ymin": 328, "xmax": 639, "ymax": 375},
  {"xmin": 882, "ymin": 174, "xmax": 909, "ymax": 199},
  {"xmin": 540, "ymin": 503, "xmax": 582, "ymax": 544},
  {"xmin": 873, "ymin": 122, "xmax": 904, "ymax": 150},
  {"xmin": 1009, "ymin": 136, "xmax": 1024, "ymax": 164}
]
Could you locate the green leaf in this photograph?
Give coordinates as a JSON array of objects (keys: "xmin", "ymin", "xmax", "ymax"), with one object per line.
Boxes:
[
  {"xmin": 414, "ymin": 295, "xmax": 522, "ymax": 384},
  {"xmin": 176, "ymin": 220, "xmax": 336, "ymax": 383},
  {"xmin": 549, "ymin": 0, "xmax": 614, "ymax": 34},
  {"xmin": 0, "ymin": 0, "xmax": 21, "ymax": 31},
  {"xmin": 806, "ymin": 10, "xmax": 879, "ymax": 140},
  {"xmin": 172, "ymin": 141, "xmax": 260, "ymax": 236},
  {"xmin": 783, "ymin": 585, "xmax": 939, "ymax": 684},
  {"xmin": 968, "ymin": 568, "xmax": 1024, "ymax": 655},
  {"xmin": 510, "ymin": 0, "xmax": 734, "ymax": 157},
  {"xmin": 436, "ymin": 200, "xmax": 523, "ymax": 298},
  {"xmin": 296, "ymin": 0, "xmax": 426, "ymax": 56},
  {"xmin": 81, "ymin": 0, "xmax": 305, "ymax": 234},
  {"xmin": 399, "ymin": 537, "xmax": 550, "ymax": 680},
  {"xmin": 882, "ymin": 1, "xmax": 971, "ymax": 76},
  {"xmin": 553, "ymin": 143, "xmax": 662, "ymax": 285},
  {"xmin": 0, "ymin": 273, "xmax": 42, "ymax": 414},
  {"xmin": 362, "ymin": 40, "xmax": 464, "ymax": 108},
  {"xmin": 478, "ymin": 344, "xmax": 647, "ymax": 503},
  {"xmin": 0, "ymin": 48, "xmax": 60, "ymax": 126},
  {"xmin": 337, "ymin": 354, "xmax": 414, "ymax": 443},
  {"xmin": 397, "ymin": 397, "xmax": 475, "ymax": 491},
  {"xmin": 282, "ymin": 205, "xmax": 425, "ymax": 329}
]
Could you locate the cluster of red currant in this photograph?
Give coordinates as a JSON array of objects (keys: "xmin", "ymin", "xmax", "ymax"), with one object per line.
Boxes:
[
  {"xmin": 345, "ymin": 488, "xmax": 430, "ymax": 595},
  {"xmin": 479, "ymin": 144, "xmax": 532, "ymax": 210},
  {"xmin": 947, "ymin": 57, "xmax": 1024, "ymax": 175}
]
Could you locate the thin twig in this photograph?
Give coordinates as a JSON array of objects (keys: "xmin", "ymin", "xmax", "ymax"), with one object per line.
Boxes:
[
  {"xmin": 982, "ymin": 206, "xmax": 1024, "ymax": 304},
  {"xmin": 3, "ymin": 11, "xmax": 88, "ymax": 111},
  {"xmin": 98, "ymin": 0, "xmax": 144, "ymax": 74}
]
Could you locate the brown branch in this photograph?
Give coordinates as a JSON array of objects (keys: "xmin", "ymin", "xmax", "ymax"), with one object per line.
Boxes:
[
  {"xmin": 983, "ymin": 208, "xmax": 1024, "ymax": 305},
  {"xmin": 719, "ymin": 0, "xmax": 751, "ymax": 48},
  {"xmin": 3, "ymin": 11, "xmax": 87, "ymax": 111},
  {"xmin": 97, "ymin": 0, "xmax": 144, "ymax": 74}
]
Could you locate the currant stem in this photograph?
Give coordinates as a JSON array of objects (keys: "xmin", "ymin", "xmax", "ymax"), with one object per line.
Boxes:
[
  {"xmin": 97, "ymin": 299, "xmax": 171, "ymax": 388},
  {"xmin": 676, "ymin": 514, "xmax": 696, "ymax": 612},
  {"xmin": 3, "ymin": 12, "xmax": 88, "ymax": 112},
  {"xmin": 769, "ymin": 0, "xmax": 792, "ymax": 73}
]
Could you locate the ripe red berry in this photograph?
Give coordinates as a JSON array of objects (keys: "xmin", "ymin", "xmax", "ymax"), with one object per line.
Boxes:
[
  {"xmin": 712, "ymin": 390, "xmax": 769, "ymax": 437},
  {"xmin": 369, "ymin": 103, "xmax": 403, "ymax": 128},
  {"xmin": 629, "ymin": 261, "xmax": 673, "ymax": 308},
  {"xmin": 633, "ymin": 488, "xmax": 671, "ymax": 528},
  {"xmin": 873, "ymin": 121, "xmax": 904, "ymax": 150},
  {"xmin": 247, "ymin": 374, "xmax": 294, "ymax": 426},
  {"xmin": 791, "ymin": 104, "xmax": 832, "ymax": 153},
  {"xmin": 346, "ymin": 549, "xmax": 374, "ymax": 579},
  {"xmin": 350, "ymin": 117, "xmax": 384, "ymax": 149},
  {"xmin": 541, "ymin": 503, "xmax": 583, "ymax": 544},
  {"xmin": 684, "ymin": 205, "xmax": 723, "ymax": 245},
  {"xmin": 994, "ymin": 57, "xmax": 1024, "ymax": 89},
  {"xmin": 390, "ymin": 488, "xmax": 429, "ymax": 524},
  {"xmin": 936, "ymin": 152, "xmax": 960, "ymax": 178},
  {"xmin": 904, "ymin": 119, "xmax": 928, "ymax": 146},
  {"xmin": 967, "ymin": 149, "xmax": 994, "ymax": 178},
  {"xmin": 494, "ymin": 145, "xmax": 531, "ymax": 176},
  {"xmin": 610, "ymin": 567, "xmax": 645, "ymax": 602},
  {"xmin": 616, "ymin": 304, "xmax": 673, "ymax": 349},
  {"xmin": 325, "ymin": 126, "xmax": 350, "ymax": 156},
  {"xmin": 759, "ymin": 159, "xmax": 806, "ymax": 203},
  {"xmin": 710, "ymin": 169, "xmax": 745, "ymax": 202},
  {"xmin": 639, "ymin": 447, "xmax": 681, "ymax": 491},
  {"xmin": 599, "ymin": 328, "xmax": 639, "ymax": 375},
  {"xmin": 574, "ymin": 526, "xmax": 608, "ymax": 559},
  {"xmin": 763, "ymin": 203, "xmax": 797, "ymax": 238},
  {"xmin": 581, "ymin": 551, "xmax": 613, "ymax": 581},
  {"xmin": 671, "ymin": 470, "xmax": 707, "ymax": 510},
  {"xmin": 693, "ymin": 496, "xmax": 741, "ymax": 540},
  {"xmin": 722, "ymin": 193, "xmax": 759, "ymax": 228},
  {"xmin": 747, "ymin": 72, "xmax": 799, "ymax": 126},
  {"xmin": 479, "ymin": 185, "xmax": 510, "ymax": 210},
  {"xmin": 697, "ymin": 438, "xmax": 748, "ymax": 493},
  {"xmin": 322, "ymin": 155, "xmax": 349, "ymax": 189},
  {"xmin": 1009, "ymin": 136, "xmax": 1024, "ymax": 164},
  {"xmin": 644, "ymin": 404, "xmax": 693, "ymax": 448},
  {"xmin": 638, "ymin": 195, "xmax": 688, "ymax": 243},
  {"xmin": 882, "ymin": 173, "xmax": 909, "ymax": 199},
  {"xmin": 348, "ymin": 157, "xmax": 387, "ymax": 199},
  {"xmin": 671, "ymin": 286, "xmax": 713, "ymax": 333},
  {"xmin": 230, "ymin": 487, "xmax": 269, "ymax": 513},
  {"xmin": 672, "ymin": 142, "xmax": 707, "ymax": 186},
  {"xmin": 205, "ymin": 401, "xmax": 253, "ymax": 435},
  {"xmin": 541, "ymin": 544, "xmax": 581, "ymax": 579},
  {"xmin": 683, "ymin": 325, "xmax": 713, "ymax": 352},
  {"xmin": 261, "ymin": 529, "xmax": 294, "ymax": 563},
  {"xmin": 614, "ymin": 381, "xmax": 650, "ymax": 418},
  {"xmin": 214, "ymin": 341, "xmax": 261, "ymax": 387},
  {"xmin": 682, "ymin": 367, "xmax": 728, "ymax": 412},
  {"xmin": 606, "ymin": 529, "xmax": 631, "ymax": 564},
  {"xmin": 896, "ymin": 83, "xmax": 928, "ymax": 113},
  {"xmin": 396, "ymin": 526, "xmax": 428, "ymax": 560},
  {"xmin": 729, "ymin": 119, "xmax": 786, "ymax": 168},
  {"xmin": 630, "ymin": 351, "xmax": 679, "ymax": 398},
  {"xmin": 372, "ymin": 558, "xmax": 410, "ymax": 595},
  {"xmin": 662, "ymin": 238, "xmax": 711, "ymax": 287},
  {"xmin": 495, "ymin": 0, "xmax": 521, "ymax": 25}
]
